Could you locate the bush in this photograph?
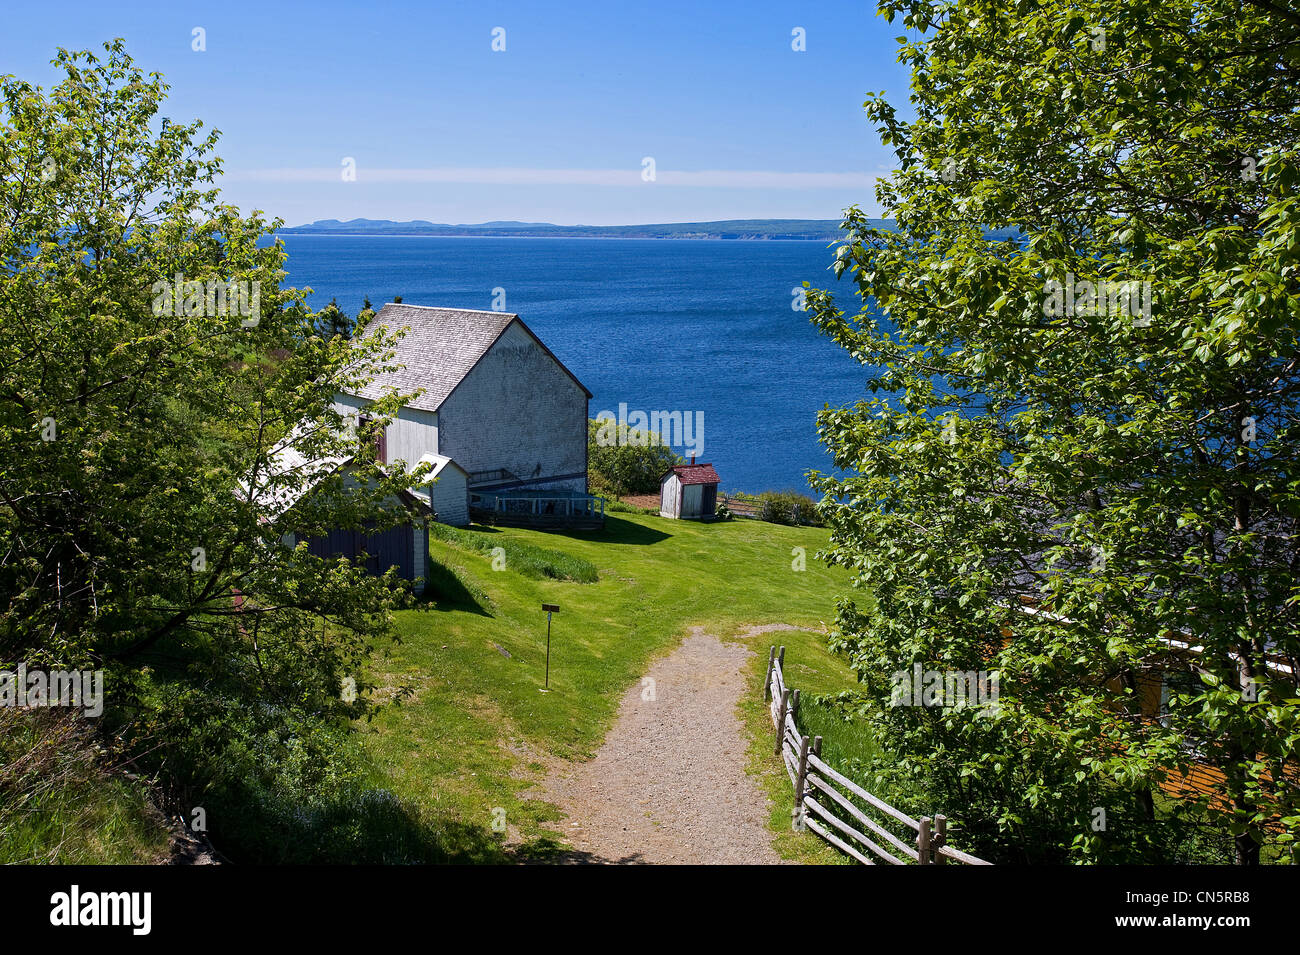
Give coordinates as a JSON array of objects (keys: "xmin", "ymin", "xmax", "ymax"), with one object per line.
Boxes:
[
  {"xmin": 606, "ymin": 498, "xmax": 656, "ymax": 514},
  {"xmin": 735, "ymin": 490, "xmax": 822, "ymax": 526},
  {"xmin": 141, "ymin": 699, "xmax": 501, "ymax": 863}
]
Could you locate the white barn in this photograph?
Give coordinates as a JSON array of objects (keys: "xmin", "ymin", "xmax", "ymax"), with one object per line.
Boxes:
[
  {"xmin": 246, "ymin": 305, "xmax": 593, "ymax": 591},
  {"xmin": 334, "ymin": 304, "xmax": 593, "ymax": 526}
]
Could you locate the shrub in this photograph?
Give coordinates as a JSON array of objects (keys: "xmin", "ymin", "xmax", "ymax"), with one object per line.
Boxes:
[
  {"xmin": 753, "ymin": 490, "xmax": 822, "ymax": 526},
  {"xmin": 142, "ymin": 699, "xmax": 501, "ymax": 863},
  {"xmin": 605, "ymin": 498, "xmax": 648, "ymax": 514}
]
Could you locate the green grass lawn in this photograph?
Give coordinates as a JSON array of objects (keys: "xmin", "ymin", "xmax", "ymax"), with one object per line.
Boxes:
[{"xmin": 356, "ymin": 511, "xmax": 866, "ymax": 862}]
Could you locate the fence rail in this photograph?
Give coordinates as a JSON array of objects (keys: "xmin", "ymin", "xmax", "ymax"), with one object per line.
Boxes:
[
  {"xmin": 720, "ymin": 495, "xmax": 761, "ymax": 519},
  {"xmin": 763, "ymin": 645, "xmax": 991, "ymax": 866},
  {"xmin": 469, "ymin": 490, "xmax": 606, "ymax": 529},
  {"xmin": 720, "ymin": 495, "xmax": 821, "ymax": 525}
]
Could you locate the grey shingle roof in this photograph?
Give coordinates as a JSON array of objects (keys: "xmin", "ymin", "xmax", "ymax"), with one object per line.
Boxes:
[{"xmin": 346, "ymin": 304, "xmax": 519, "ymax": 412}]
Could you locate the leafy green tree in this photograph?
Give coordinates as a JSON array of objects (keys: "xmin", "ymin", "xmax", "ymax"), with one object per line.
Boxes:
[
  {"xmin": 0, "ymin": 42, "xmax": 430, "ymax": 843},
  {"xmin": 808, "ymin": 0, "xmax": 1300, "ymax": 863},
  {"xmin": 587, "ymin": 419, "xmax": 683, "ymax": 496}
]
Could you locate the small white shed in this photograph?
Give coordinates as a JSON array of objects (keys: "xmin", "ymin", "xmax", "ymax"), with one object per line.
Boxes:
[
  {"xmin": 659, "ymin": 462, "xmax": 721, "ymax": 520},
  {"xmin": 414, "ymin": 453, "xmax": 470, "ymax": 527}
]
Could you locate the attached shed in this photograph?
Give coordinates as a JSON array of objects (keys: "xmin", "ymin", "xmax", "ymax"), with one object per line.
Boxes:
[
  {"xmin": 241, "ymin": 433, "xmax": 433, "ymax": 594},
  {"xmin": 412, "ymin": 453, "xmax": 470, "ymax": 527},
  {"xmin": 659, "ymin": 462, "xmax": 721, "ymax": 520},
  {"xmin": 300, "ymin": 486, "xmax": 431, "ymax": 591}
]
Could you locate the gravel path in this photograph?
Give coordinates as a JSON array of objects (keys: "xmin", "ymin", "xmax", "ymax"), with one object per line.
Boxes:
[{"xmin": 541, "ymin": 625, "xmax": 797, "ymax": 864}]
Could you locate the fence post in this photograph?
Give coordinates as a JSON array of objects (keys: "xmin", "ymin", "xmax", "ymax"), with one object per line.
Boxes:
[
  {"xmin": 777, "ymin": 645, "xmax": 786, "ymax": 674},
  {"xmin": 933, "ymin": 815, "xmax": 947, "ymax": 865},
  {"xmin": 917, "ymin": 816, "xmax": 932, "ymax": 865},
  {"xmin": 763, "ymin": 646, "xmax": 776, "ymax": 701},
  {"xmin": 812, "ymin": 735, "xmax": 822, "ymax": 760},
  {"xmin": 774, "ymin": 689, "xmax": 791, "ymax": 755},
  {"xmin": 791, "ymin": 688, "xmax": 800, "ymax": 724},
  {"xmin": 792, "ymin": 735, "xmax": 811, "ymax": 830}
]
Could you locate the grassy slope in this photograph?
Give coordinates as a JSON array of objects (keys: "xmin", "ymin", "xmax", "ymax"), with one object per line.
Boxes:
[
  {"xmin": 737, "ymin": 625, "xmax": 864, "ymax": 864},
  {"xmin": 0, "ymin": 711, "xmax": 171, "ymax": 864},
  {"xmin": 358, "ymin": 511, "xmax": 864, "ymax": 861}
]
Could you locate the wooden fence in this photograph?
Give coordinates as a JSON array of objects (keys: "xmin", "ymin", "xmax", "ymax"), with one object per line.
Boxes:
[
  {"xmin": 763, "ymin": 645, "xmax": 991, "ymax": 866},
  {"xmin": 720, "ymin": 495, "xmax": 760, "ymax": 519},
  {"xmin": 721, "ymin": 495, "xmax": 820, "ymax": 525}
]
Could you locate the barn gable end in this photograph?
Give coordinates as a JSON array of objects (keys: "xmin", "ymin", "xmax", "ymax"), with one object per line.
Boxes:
[{"xmin": 437, "ymin": 318, "xmax": 590, "ymax": 493}]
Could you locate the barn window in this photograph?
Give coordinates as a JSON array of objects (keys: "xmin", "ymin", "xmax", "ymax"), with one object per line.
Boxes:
[{"xmin": 1159, "ymin": 669, "xmax": 1198, "ymax": 726}]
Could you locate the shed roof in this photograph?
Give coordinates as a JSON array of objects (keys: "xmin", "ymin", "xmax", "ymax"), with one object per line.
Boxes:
[
  {"xmin": 239, "ymin": 425, "xmax": 430, "ymax": 521},
  {"xmin": 346, "ymin": 304, "xmax": 591, "ymax": 412},
  {"xmin": 415, "ymin": 452, "xmax": 467, "ymax": 480},
  {"xmin": 663, "ymin": 463, "xmax": 721, "ymax": 486},
  {"xmin": 237, "ymin": 425, "xmax": 353, "ymax": 519}
]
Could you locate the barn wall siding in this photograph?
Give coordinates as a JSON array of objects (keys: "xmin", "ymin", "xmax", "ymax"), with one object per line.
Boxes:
[
  {"xmin": 296, "ymin": 468, "xmax": 425, "ymax": 582},
  {"xmin": 304, "ymin": 522, "xmax": 415, "ymax": 580},
  {"xmin": 389, "ymin": 406, "xmax": 439, "ymax": 465},
  {"xmin": 412, "ymin": 522, "xmax": 427, "ymax": 594},
  {"xmin": 437, "ymin": 321, "xmax": 588, "ymax": 491},
  {"xmin": 333, "ymin": 393, "xmax": 439, "ymax": 466}
]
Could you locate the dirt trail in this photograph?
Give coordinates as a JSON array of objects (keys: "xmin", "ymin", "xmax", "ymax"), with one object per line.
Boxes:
[{"xmin": 541, "ymin": 624, "xmax": 799, "ymax": 864}]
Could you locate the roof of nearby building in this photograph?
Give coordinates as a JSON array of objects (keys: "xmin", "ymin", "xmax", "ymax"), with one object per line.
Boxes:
[
  {"xmin": 239, "ymin": 424, "xmax": 430, "ymax": 521},
  {"xmin": 408, "ymin": 454, "xmax": 465, "ymax": 509},
  {"xmin": 237, "ymin": 425, "xmax": 353, "ymax": 519},
  {"xmin": 415, "ymin": 452, "xmax": 467, "ymax": 479},
  {"xmin": 663, "ymin": 463, "xmax": 721, "ymax": 486},
  {"xmin": 346, "ymin": 304, "xmax": 591, "ymax": 412}
]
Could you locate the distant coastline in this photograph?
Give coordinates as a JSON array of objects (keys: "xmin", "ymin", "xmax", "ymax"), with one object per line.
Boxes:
[
  {"xmin": 275, "ymin": 217, "xmax": 881, "ymax": 241},
  {"xmin": 272, "ymin": 232, "xmax": 837, "ymax": 242}
]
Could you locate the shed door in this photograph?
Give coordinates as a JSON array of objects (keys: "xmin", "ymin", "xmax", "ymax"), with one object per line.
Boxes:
[
  {"xmin": 661, "ymin": 476, "xmax": 678, "ymax": 517},
  {"xmin": 702, "ymin": 484, "xmax": 717, "ymax": 514}
]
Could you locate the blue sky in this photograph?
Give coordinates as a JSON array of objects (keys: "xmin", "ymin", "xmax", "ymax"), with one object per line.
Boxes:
[{"xmin": 1, "ymin": 0, "xmax": 914, "ymax": 226}]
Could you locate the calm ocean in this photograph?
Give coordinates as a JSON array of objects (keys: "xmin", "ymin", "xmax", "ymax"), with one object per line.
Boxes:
[{"xmin": 274, "ymin": 235, "xmax": 868, "ymax": 494}]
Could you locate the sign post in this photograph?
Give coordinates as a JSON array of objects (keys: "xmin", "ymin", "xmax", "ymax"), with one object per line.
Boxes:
[{"xmin": 541, "ymin": 604, "xmax": 560, "ymax": 691}]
